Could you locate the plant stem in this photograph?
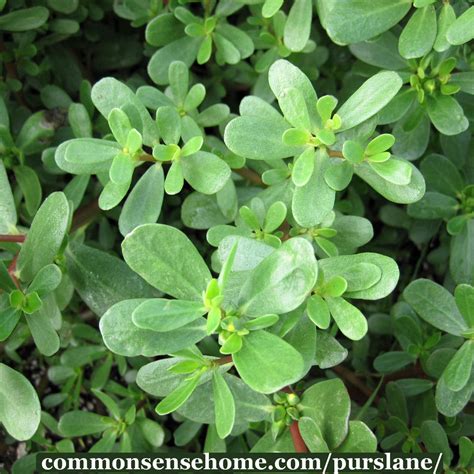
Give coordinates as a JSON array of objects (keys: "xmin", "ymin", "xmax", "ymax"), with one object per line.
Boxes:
[
  {"xmin": 70, "ymin": 198, "xmax": 100, "ymax": 232},
  {"xmin": 215, "ymin": 355, "xmax": 233, "ymax": 365},
  {"xmin": 290, "ymin": 421, "xmax": 308, "ymax": 452},
  {"xmin": 234, "ymin": 167, "xmax": 265, "ymax": 186},
  {"xmin": 0, "ymin": 234, "xmax": 25, "ymax": 243}
]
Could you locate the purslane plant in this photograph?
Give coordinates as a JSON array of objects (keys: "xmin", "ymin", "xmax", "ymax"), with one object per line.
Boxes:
[{"xmin": 0, "ymin": 0, "xmax": 473, "ymax": 471}]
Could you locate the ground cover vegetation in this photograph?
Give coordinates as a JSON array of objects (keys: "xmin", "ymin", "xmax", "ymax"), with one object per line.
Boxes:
[{"xmin": 0, "ymin": 0, "xmax": 473, "ymax": 472}]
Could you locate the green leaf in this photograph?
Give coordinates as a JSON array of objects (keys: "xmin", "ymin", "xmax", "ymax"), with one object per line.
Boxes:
[
  {"xmin": 157, "ymin": 106, "xmax": 181, "ymax": 145},
  {"xmin": 0, "ymin": 364, "xmax": 41, "ymax": 440},
  {"xmin": 420, "ymin": 421, "xmax": 453, "ymax": 465},
  {"xmin": 324, "ymin": 160, "xmax": 354, "ymax": 191},
  {"xmin": 455, "ymin": 284, "xmax": 474, "ymax": 328},
  {"xmin": 119, "ymin": 165, "xmax": 164, "ymax": 237},
  {"xmin": 132, "ymin": 299, "xmax": 206, "ymax": 332},
  {"xmin": 319, "ymin": 0, "xmax": 412, "ymax": 45},
  {"xmin": 403, "ymin": 279, "xmax": 468, "ymax": 336},
  {"xmin": 269, "ymin": 60, "xmax": 319, "ymax": 128},
  {"xmin": 91, "ymin": 78, "xmax": 157, "ymax": 146},
  {"xmin": 262, "ymin": 0, "xmax": 283, "ymax": 17},
  {"xmin": 292, "ymin": 148, "xmax": 315, "ymax": 187},
  {"xmin": 342, "ymin": 140, "xmax": 364, "ymax": 163},
  {"xmin": 446, "ymin": 6, "xmax": 474, "ymax": 46},
  {"xmin": 0, "ymin": 7, "xmax": 49, "ymax": 32},
  {"xmin": 59, "ymin": 411, "xmax": 114, "ymax": 437},
  {"xmin": 326, "ymin": 297, "xmax": 368, "ymax": 341},
  {"xmin": 450, "ymin": 220, "xmax": 474, "ymax": 284},
  {"xmin": 434, "ymin": 3, "xmax": 456, "ymax": 52},
  {"xmin": 337, "ymin": 72, "xmax": 402, "ymax": 131},
  {"xmin": 263, "ymin": 201, "xmax": 287, "ymax": 233},
  {"xmin": 212, "ymin": 371, "xmax": 235, "ymax": 438},
  {"xmin": 109, "ymin": 152, "xmax": 134, "ymax": 185},
  {"xmin": 442, "ymin": 341, "xmax": 474, "ymax": 392},
  {"xmin": 233, "ymin": 330, "xmax": 305, "ymax": 394},
  {"xmin": 224, "ymin": 113, "xmax": 302, "ymax": 161},
  {"xmin": 354, "ymin": 159, "xmax": 426, "ymax": 204},
  {"xmin": 13, "ymin": 166, "xmax": 42, "ymax": 216},
  {"xmin": 181, "ymin": 152, "xmax": 231, "ymax": 195},
  {"xmin": 17, "ymin": 192, "xmax": 70, "ymax": 283},
  {"xmin": 300, "ymin": 378, "xmax": 350, "ymax": 449},
  {"xmin": 407, "ymin": 191, "xmax": 458, "ymax": 220},
  {"xmin": 156, "ymin": 371, "xmax": 202, "ymax": 415},
  {"xmin": 298, "ymin": 417, "xmax": 329, "ymax": 452},
  {"xmin": 398, "ymin": 5, "xmax": 436, "ymax": 59},
  {"xmin": 55, "ymin": 138, "xmax": 119, "ymax": 175},
  {"xmin": 307, "ymin": 294, "xmax": 330, "ymax": 329},
  {"xmin": 341, "ymin": 263, "xmax": 382, "ymax": 292},
  {"xmin": 426, "ymin": 95, "xmax": 468, "ymax": 136},
  {"xmin": 68, "ymin": 103, "xmax": 92, "ymax": 138},
  {"xmin": 436, "ymin": 373, "xmax": 474, "ymax": 417},
  {"xmin": 108, "ymin": 108, "xmax": 132, "ymax": 147},
  {"xmin": 122, "ymin": 224, "xmax": 211, "ymax": 300},
  {"xmin": 0, "ymin": 308, "xmax": 20, "ymax": 342},
  {"xmin": 238, "ymin": 238, "xmax": 317, "ymax": 316},
  {"xmin": 145, "ymin": 13, "xmax": 184, "ymax": 47},
  {"xmin": 0, "ymin": 160, "xmax": 16, "ymax": 233},
  {"xmin": 318, "ymin": 252, "xmax": 399, "ymax": 300},
  {"xmin": 28, "ymin": 264, "xmax": 62, "ymax": 297},
  {"xmin": 368, "ymin": 158, "xmax": 412, "ymax": 186},
  {"xmin": 420, "ymin": 154, "xmax": 463, "ymax": 197},
  {"xmin": 349, "ymin": 32, "xmax": 407, "ymax": 70},
  {"xmin": 278, "ymin": 87, "xmax": 311, "ymax": 130},
  {"xmin": 373, "ymin": 351, "xmax": 416, "ymax": 373},
  {"xmin": 293, "ymin": 150, "xmax": 335, "ymax": 227},
  {"xmin": 25, "ymin": 295, "xmax": 60, "ymax": 356},
  {"xmin": 100, "ymin": 299, "xmax": 207, "ymax": 357},
  {"xmin": 336, "ymin": 421, "xmax": 377, "ymax": 452},
  {"xmin": 366, "ymin": 134, "xmax": 395, "ymax": 155},
  {"xmin": 66, "ymin": 242, "xmax": 157, "ymax": 316},
  {"xmin": 283, "ymin": 0, "xmax": 312, "ymax": 52}
]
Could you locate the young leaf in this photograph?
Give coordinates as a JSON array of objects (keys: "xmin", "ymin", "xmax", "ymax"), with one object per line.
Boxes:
[
  {"xmin": 326, "ymin": 297, "xmax": 368, "ymax": 341},
  {"xmin": 212, "ymin": 371, "xmax": 235, "ymax": 438},
  {"xmin": 156, "ymin": 371, "xmax": 202, "ymax": 415},
  {"xmin": 17, "ymin": 192, "xmax": 70, "ymax": 282}
]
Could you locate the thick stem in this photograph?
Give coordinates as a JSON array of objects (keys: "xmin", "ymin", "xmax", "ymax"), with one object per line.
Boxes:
[
  {"xmin": 234, "ymin": 167, "xmax": 265, "ymax": 187},
  {"xmin": 0, "ymin": 234, "xmax": 25, "ymax": 243},
  {"xmin": 328, "ymin": 149, "xmax": 343, "ymax": 158},
  {"xmin": 70, "ymin": 198, "xmax": 100, "ymax": 232},
  {"xmin": 215, "ymin": 355, "xmax": 233, "ymax": 365},
  {"xmin": 290, "ymin": 421, "xmax": 308, "ymax": 453}
]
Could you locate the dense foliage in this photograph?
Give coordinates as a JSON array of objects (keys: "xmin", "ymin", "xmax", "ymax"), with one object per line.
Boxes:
[{"xmin": 0, "ymin": 0, "xmax": 473, "ymax": 472}]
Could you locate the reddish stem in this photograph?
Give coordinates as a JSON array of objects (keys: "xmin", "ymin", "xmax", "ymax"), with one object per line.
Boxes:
[
  {"xmin": 216, "ymin": 355, "xmax": 233, "ymax": 365},
  {"xmin": 8, "ymin": 254, "xmax": 20, "ymax": 289},
  {"xmin": 0, "ymin": 234, "xmax": 25, "ymax": 243},
  {"xmin": 290, "ymin": 421, "xmax": 308, "ymax": 453}
]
